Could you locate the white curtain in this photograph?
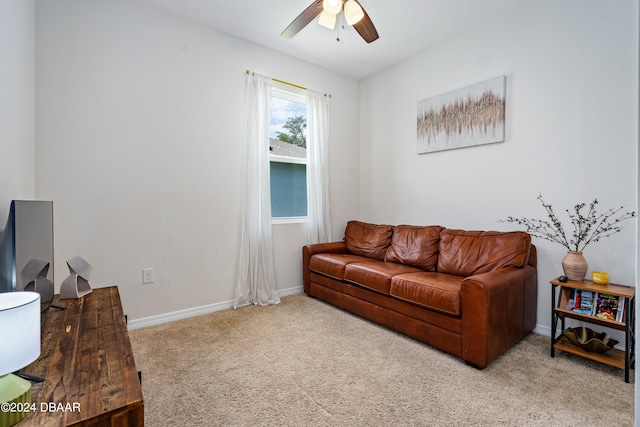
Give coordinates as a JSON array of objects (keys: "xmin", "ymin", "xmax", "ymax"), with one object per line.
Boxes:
[
  {"xmin": 306, "ymin": 90, "xmax": 332, "ymax": 244},
  {"xmin": 234, "ymin": 73, "xmax": 280, "ymax": 308}
]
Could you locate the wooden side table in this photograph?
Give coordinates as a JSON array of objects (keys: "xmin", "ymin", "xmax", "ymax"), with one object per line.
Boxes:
[
  {"xmin": 21, "ymin": 286, "xmax": 144, "ymax": 426},
  {"xmin": 550, "ymin": 277, "xmax": 635, "ymax": 382}
]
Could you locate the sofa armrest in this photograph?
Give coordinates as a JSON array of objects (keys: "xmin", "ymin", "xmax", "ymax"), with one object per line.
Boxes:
[
  {"xmin": 460, "ymin": 264, "xmax": 537, "ymax": 368},
  {"xmin": 303, "ymin": 241, "xmax": 347, "ymax": 257},
  {"xmin": 528, "ymin": 244, "xmax": 537, "ymax": 268},
  {"xmin": 302, "ymin": 241, "xmax": 347, "ymax": 292}
]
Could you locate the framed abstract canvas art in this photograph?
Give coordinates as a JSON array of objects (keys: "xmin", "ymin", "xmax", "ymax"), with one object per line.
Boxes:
[{"xmin": 417, "ymin": 76, "xmax": 506, "ymax": 154}]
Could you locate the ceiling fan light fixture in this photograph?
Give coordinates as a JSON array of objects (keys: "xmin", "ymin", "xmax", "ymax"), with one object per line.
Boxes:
[
  {"xmin": 282, "ymin": 0, "xmax": 378, "ymax": 43},
  {"xmin": 318, "ymin": 10, "xmax": 337, "ymax": 30},
  {"xmin": 344, "ymin": 0, "xmax": 364, "ymax": 25},
  {"xmin": 322, "ymin": 0, "xmax": 342, "ymax": 15}
]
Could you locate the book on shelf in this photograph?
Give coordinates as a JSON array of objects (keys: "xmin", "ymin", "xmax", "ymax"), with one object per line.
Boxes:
[
  {"xmin": 566, "ymin": 289, "xmax": 595, "ymax": 315},
  {"xmin": 594, "ymin": 293, "xmax": 619, "ymax": 321},
  {"xmin": 616, "ymin": 296, "xmax": 626, "ymax": 323},
  {"xmin": 566, "ymin": 290, "xmax": 626, "ymax": 322}
]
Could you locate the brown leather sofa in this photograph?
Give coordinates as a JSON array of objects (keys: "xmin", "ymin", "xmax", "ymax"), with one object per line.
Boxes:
[{"xmin": 302, "ymin": 220, "xmax": 538, "ymax": 369}]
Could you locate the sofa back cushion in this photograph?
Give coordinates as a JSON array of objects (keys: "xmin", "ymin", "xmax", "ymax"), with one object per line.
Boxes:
[
  {"xmin": 437, "ymin": 229, "xmax": 531, "ymax": 276},
  {"xmin": 344, "ymin": 221, "xmax": 393, "ymax": 261},
  {"xmin": 384, "ymin": 225, "xmax": 444, "ymax": 271}
]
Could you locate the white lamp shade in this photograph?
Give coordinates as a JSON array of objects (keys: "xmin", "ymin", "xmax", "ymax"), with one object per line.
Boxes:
[
  {"xmin": 318, "ymin": 10, "xmax": 337, "ymax": 30},
  {"xmin": 344, "ymin": 0, "xmax": 364, "ymax": 25},
  {"xmin": 322, "ymin": 0, "xmax": 342, "ymax": 15},
  {"xmin": 0, "ymin": 292, "xmax": 41, "ymax": 376}
]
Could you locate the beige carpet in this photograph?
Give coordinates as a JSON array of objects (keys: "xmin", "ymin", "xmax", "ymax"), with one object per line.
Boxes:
[{"xmin": 129, "ymin": 294, "xmax": 634, "ymax": 426}]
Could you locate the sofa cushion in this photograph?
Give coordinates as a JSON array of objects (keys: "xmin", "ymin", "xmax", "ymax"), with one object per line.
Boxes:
[
  {"xmin": 344, "ymin": 221, "xmax": 393, "ymax": 261},
  {"xmin": 345, "ymin": 261, "xmax": 423, "ymax": 295},
  {"xmin": 390, "ymin": 272, "xmax": 463, "ymax": 316},
  {"xmin": 437, "ymin": 229, "xmax": 531, "ymax": 277},
  {"xmin": 309, "ymin": 253, "xmax": 372, "ymax": 280},
  {"xmin": 384, "ymin": 225, "xmax": 444, "ymax": 271}
]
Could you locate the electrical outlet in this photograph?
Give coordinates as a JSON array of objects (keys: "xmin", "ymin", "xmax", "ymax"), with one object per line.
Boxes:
[{"xmin": 142, "ymin": 268, "xmax": 154, "ymax": 284}]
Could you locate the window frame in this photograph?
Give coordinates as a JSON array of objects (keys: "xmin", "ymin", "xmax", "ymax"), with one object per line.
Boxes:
[{"xmin": 269, "ymin": 82, "xmax": 308, "ymax": 224}]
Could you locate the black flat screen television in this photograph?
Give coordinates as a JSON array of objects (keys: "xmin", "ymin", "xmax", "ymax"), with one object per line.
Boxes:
[{"xmin": 0, "ymin": 200, "xmax": 54, "ymax": 299}]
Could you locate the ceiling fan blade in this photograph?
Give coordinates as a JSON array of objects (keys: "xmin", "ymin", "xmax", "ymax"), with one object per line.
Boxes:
[
  {"xmin": 352, "ymin": 1, "xmax": 379, "ymax": 43},
  {"xmin": 281, "ymin": 0, "xmax": 324, "ymax": 38}
]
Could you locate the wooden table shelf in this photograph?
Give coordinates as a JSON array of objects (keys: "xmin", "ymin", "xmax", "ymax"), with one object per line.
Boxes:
[{"xmin": 550, "ymin": 277, "xmax": 635, "ymax": 382}]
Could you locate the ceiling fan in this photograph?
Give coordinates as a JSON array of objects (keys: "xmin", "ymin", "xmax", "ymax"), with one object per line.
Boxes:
[{"xmin": 282, "ymin": 0, "xmax": 379, "ymax": 43}]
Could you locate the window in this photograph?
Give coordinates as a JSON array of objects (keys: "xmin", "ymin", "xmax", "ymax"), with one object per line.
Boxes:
[{"xmin": 269, "ymin": 83, "xmax": 307, "ymax": 220}]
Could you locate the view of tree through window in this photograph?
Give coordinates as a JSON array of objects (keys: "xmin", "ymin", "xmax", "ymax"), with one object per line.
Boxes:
[
  {"xmin": 276, "ymin": 115, "xmax": 306, "ymax": 148},
  {"xmin": 269, "ymin": 85, "xmax": 307, "ymax": 219}
]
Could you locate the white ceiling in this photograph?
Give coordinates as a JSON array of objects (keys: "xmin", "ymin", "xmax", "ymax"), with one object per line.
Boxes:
[{"xmin": 140, "ymin": 0, "xmax": 534, "ymax": 79}]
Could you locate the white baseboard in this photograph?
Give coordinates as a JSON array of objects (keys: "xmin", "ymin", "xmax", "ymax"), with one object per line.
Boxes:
[
  {"xmin": 533, "ymin": 324, "xmax": 551, "ymax": 337},
  {"xmin": 278, "ymin": 285, "xmax": 304, "ymax": 297},
  {"xmin": 127, "ymin": 285, "xmax": 304, "ymax": 330}
]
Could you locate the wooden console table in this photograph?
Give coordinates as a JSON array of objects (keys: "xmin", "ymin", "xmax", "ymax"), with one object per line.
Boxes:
[{"xmin": 20, "ymin": 286, "xmax": 144, "ymax": 426}]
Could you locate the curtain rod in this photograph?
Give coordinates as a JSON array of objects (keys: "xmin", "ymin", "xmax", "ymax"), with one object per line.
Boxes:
[{"xmin": 245, "ymin": 70, "xmax": 331, "ymax": 98}]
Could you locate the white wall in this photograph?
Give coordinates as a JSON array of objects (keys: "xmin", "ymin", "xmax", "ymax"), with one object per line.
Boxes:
[
  {"xmin": 360, "ymin": 0, "xmax": 638, "ymax": 336},
  {"xmin": 35, "ymin": 0, "xmax": 360, "ymax": 320},
  {"xmin": 637, "ymin": 14, "xmax": 640, "ymax": 414},
  {"xmin": 0, "ymin": 0, "xmax": 35, "ymax": 220}
]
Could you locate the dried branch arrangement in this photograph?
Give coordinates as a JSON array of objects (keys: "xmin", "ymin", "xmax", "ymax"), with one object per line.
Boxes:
[{"xmin": 501, "ymin": 194, "xmax": 636, "ymax": 252}]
